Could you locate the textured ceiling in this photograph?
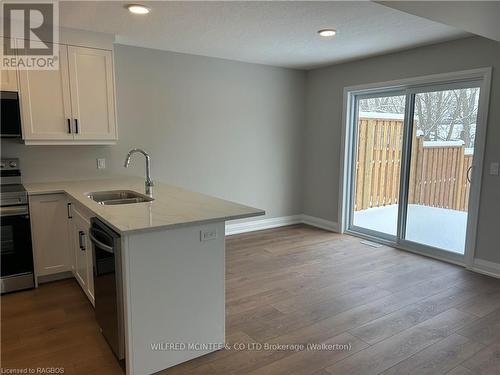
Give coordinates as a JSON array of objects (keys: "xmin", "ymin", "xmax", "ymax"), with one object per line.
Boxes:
[{"xmin": 60, "ymin": 1, "xmax": 468, "ymax": 69}]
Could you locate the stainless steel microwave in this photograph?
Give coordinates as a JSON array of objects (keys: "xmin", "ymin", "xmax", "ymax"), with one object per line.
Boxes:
[{"xmin": 0, "ymin": 91, "xmax": 22, "ymax": 138}]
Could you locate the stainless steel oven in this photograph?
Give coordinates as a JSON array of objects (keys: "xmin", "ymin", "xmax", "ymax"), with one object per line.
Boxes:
[
  {"xmin": 0, "ymin": 159, "xmax": 34, "ymax": 293},
  {"xmin": 0, "ymin": 91, "xmax": 22, "ymax": 138},
  {"xmin": 1, "ymin": 205, "xmax": 34, "ymax": 292},
  {"xmin": 90, "ymin": 217, "xmax": 125, "ymax": 365}
]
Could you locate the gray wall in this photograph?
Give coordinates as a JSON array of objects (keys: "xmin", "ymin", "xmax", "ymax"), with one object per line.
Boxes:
[
  {"xmin": 2, "ymin": 36, "xmax": 499, "ymax": 264},
  {"xmin": 1, "ymin": 44, "xmax": 306, "ymax": 219},
  {"xmin": 304, "ymin": 36, "xmax": 500, "ymax": 263}
]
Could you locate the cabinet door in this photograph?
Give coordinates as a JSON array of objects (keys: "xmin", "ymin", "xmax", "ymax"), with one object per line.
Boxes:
[
  {"xmin": 0, "ymin": 69, "xmax": 18, "ymax": 91},
  {"xmin": 30, "ymin": 194, "xmax": 71, "ymax": 277},
  {"xmin": 0, "ymin": 38, "xmax": 18, "ymax": 91},
  {"xmin": 67, "ymin": 46, "xmax": 116, "ymax": 140},
  {"xmin": 72, "ymin": 208, "xmax": 89, "ymax": 289},
  {"xmin": 18, "ymin": 43, "xmax": 73, "ymax": 140}
]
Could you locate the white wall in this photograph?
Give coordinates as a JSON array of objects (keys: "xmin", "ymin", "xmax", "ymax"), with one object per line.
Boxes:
[
  {"xmin": 1, "ymin": 44, "xmax": 306, "ymax": 219},
  {"xmin": 304, "ymin": 36, "xmax": 500, "ymax": 264}
]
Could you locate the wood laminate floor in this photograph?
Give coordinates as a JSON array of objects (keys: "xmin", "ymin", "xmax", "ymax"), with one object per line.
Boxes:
[{"xmin": 2, "ymin": 225, "xmax": 500, "ymax": 374}]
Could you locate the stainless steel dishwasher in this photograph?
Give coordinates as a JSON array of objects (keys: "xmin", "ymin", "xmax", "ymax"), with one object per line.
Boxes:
[{"xmin": 89, "ymin": 217, "xmax": 125, "ymax": 365}]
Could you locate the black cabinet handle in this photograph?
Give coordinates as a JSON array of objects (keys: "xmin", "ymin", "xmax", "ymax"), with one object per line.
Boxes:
[
  {"xmin": 67, "ymin": 203, "xmax": 72, "ymax": 219},
  {"xmin": 75, "ymin": 118, "xmax": 79, "ymax": 134},
  {"xmin": 67, "ymin": 119, "xmax": 71, "ymax": 134},
  {"xmin": 79, "ymin": 231, "xmax": 85, "ymax": 251}
]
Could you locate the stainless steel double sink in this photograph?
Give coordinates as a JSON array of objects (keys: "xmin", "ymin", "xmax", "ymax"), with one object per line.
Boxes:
[{"xmin": 86, "ymin": 190, "xmax": 154, "ymax": 205}]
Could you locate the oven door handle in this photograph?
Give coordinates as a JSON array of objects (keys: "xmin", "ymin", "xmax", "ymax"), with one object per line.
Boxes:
[{"xmin": 0, "ymin": 205, "xmax": 29, "ymax": 217}]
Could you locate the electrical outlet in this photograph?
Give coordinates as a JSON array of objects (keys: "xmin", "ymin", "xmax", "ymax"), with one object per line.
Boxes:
[
  {"xmin": 97, "ymin": 158, "xmax": 106, "ymax": 169},
  {"xmin": 490, "ymin": 162, "xmax": 499, "ymax": 176},
  {"xmin": 200, "ymin": 229, "xmax": 217, "ymax": 241}
]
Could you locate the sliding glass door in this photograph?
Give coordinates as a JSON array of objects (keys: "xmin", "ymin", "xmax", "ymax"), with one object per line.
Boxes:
[
  {"xmin": 351, "ymin": 93, "xmax": 406, "ymax": 239},
  {"xmin": 347, "ymin": 79, "xmax": 483, "ymax": 260},
  {"xmin": 403, "ymin": 86, "xmax": 480, "ymax": 254}
]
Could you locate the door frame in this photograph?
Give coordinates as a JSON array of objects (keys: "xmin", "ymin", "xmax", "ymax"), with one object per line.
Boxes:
[{"xmin": 338, "ymin": 68, "xmax": 492, "ymax": 268}]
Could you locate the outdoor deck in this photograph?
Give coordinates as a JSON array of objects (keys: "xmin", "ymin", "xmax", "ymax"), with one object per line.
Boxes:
[{"xmin": 354, "ymin": 204, "xmax": 467, "ymax": 254}]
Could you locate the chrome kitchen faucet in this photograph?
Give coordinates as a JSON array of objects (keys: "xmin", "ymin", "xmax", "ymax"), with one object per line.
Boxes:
[{"xmin": 124, "ymin": 148, "xmax": 154, "ymax": 196}]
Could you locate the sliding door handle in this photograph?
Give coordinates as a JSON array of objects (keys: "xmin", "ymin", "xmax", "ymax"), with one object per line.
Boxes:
[
  {"xmin": 67, "ymin": 119, "xmax": 71, "ymax": 134},
  {"xmin": 466, "ymin": 166, "xmax": 473, "ymax": 184},
  {"xmin": 74, "ymin": 118, "xmax": 79, "ymax": 134}
]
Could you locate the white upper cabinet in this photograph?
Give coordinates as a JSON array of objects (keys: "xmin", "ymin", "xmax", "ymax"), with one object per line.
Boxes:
[
  {"xmin": 18, "ymin": 43, "xmax": 73, "ymax": 140},
  {"xmin": 67, "ymin": 46, "xmax": 117, "ymax": 141},
  {"xmin": 15, "ymin": 40, "xmax": 117, "ymax": 144},
  {"xmin": 1, "ymin": 38, "xmax": 18, "ymax": 91},
  {"xmin": 0, "ymin": 69, "xmax": 18, "ymax": 91}
]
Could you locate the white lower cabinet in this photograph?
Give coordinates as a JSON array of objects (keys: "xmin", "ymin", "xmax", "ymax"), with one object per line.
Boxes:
[
  {"xmin": 69, "ymin": 203, "xmax": 95, "ymax": 305},
  {"xmin": 30, "ymin": 193, "xmax": 94, "ymax": 304},
  {"xmin": 30, "ymin": 194, "xmax": 71, "ymax": 277}
]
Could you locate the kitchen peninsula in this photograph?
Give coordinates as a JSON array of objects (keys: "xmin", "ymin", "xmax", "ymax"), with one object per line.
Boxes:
[{"xmin": 25, "ymin": 177, "xmax": 264, "ymax": 374}]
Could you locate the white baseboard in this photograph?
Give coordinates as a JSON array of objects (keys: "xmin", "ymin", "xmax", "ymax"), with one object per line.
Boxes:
[
  {"xmin": 225, "ymin": 215, "xmax": 303, "ymax": 235},
  {"xmin": 471, "ymin": 258, "xmax": 500, "ymax": 279},
  {"xmin": 301, "ymin": 214, "xmax": 339, "ymax": 232},
  {"xmin": 225, "ymin": 214, "xmax": 338, "ymax": 236},
  {"xmin": 37, "ymin": 271, "xmax": 73, "ymax": 284}
]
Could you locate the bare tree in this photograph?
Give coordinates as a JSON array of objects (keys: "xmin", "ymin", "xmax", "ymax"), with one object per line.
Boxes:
[{"xmin": 359, "ymin": 88, "xmax": 479, "ymax": 147}]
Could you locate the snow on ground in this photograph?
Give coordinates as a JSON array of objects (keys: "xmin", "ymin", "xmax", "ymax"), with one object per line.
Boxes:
[
  {"xmin": 359, "ymin": 111, "xmax": 404, "ymax": 120},
  {"xmin": 353, "ymin": 204, "xmax": 467, "ymax": 254}
]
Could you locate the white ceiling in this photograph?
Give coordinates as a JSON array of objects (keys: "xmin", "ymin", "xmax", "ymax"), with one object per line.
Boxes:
[
  {"xmin": 379, "ymin": 1, "xmax": 500, "ymax": 42},
  {"xmin": 59, "ymin": 1, "xmax": 468, "ymax": 69}
]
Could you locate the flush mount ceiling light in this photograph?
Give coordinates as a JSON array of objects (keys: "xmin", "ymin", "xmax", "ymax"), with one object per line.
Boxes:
[
  {"xmin": 127, "ymin": 4, "xmax": 150, "ymax": 15},
  {"xmin": 317, "ymin": 29, "xmax": 337, "ymax": 38}
]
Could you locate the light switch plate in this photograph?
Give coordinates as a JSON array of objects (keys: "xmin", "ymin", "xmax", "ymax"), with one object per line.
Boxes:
[
  {"xmin": 200, "ymin": 229, "xmax": 217, "ymax": 241},
  {"xmin": 490, "ymin": 162, "xmax": 499, "ymax": 176},
  {"xmin": 97, "ymin": 158, "xmax": 106, "ymax": 169}
]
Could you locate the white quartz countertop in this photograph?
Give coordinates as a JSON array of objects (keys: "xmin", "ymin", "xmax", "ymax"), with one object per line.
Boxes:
[{"xmin": 25, "ymin": 177, "xmax": 265, "ymax": 234}]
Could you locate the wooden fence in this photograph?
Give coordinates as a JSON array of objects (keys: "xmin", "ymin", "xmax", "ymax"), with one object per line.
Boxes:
[{"xmin": 355, "ymin": 117, "xmax": 472, "ymax": 212}]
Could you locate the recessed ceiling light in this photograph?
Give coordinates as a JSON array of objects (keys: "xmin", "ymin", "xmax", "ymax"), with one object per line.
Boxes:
[
  {"xmin": 317, "ymin": 29, "xmax": 337, "ymax": 38},
  {"xmin": 127, "ymin": 4, "xmax": 150, "ymax": 15}
]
